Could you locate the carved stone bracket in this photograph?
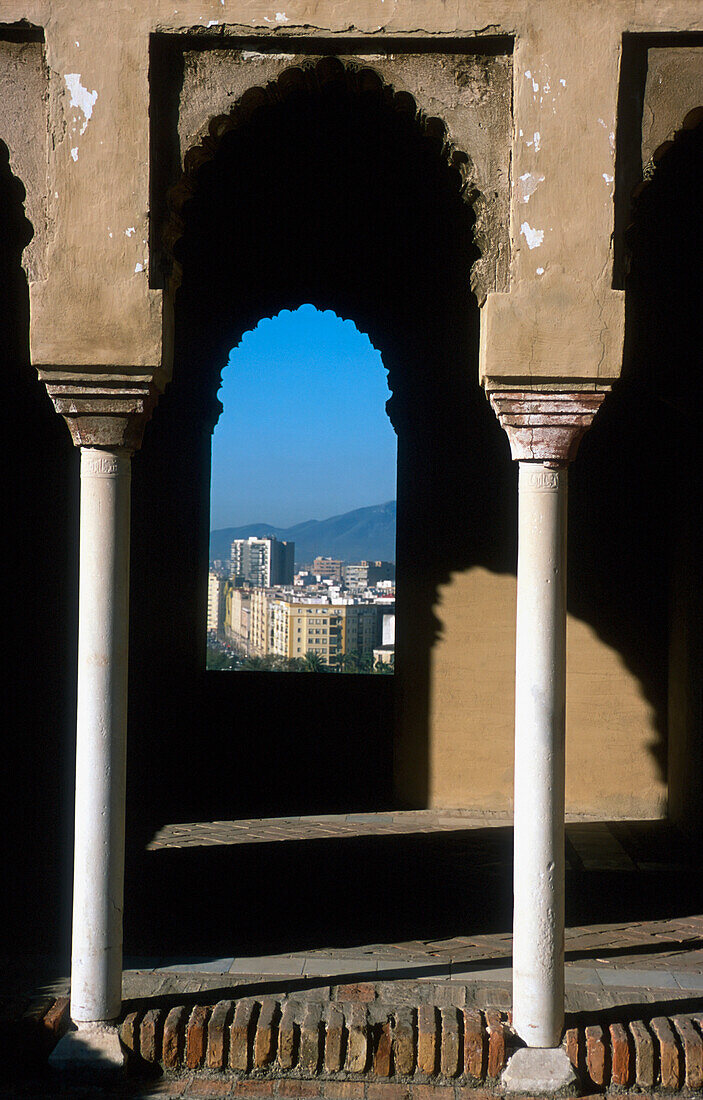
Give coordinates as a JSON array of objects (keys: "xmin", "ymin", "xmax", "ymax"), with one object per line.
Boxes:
[
  {"xmin": 37, "ymin": 367, "xmax": 162, "ymax": 450},
  {"xmin": 489, "ymin": 390, "xmax": 607, "ymax": 466}
]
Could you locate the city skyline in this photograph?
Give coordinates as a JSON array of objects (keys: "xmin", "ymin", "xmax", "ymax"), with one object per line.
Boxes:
[{"xmin": 209, "ymin": 304, "xmax": 398, "ymax": 530}]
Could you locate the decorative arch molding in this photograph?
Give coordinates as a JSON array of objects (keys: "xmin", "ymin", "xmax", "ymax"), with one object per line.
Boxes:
[
  {"xmin": 625, "ymin": 106, "xmax": 703, "ymax": 263},
  {"xmin": 635, "ymin": 105, "xmax": 703, "ymax": 195},
  {"xmin": 162, "ymin": 54, "xmax": 508, "ymax": 307}
]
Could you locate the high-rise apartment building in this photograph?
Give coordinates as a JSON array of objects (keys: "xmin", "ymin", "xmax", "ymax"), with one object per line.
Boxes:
[{"xmin": 230, "ymin": 536, "xmax": 294, "ymax": 587}]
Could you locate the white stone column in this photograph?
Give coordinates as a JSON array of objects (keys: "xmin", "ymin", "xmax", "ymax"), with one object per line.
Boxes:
[
  {"xmin": 489, "ymin": 391, "xmax": 606, "ymax": 1093},
  {"xmin": 38, "ymin": 367, "xmax": 160, "ymax": 1071},
  {"xmin": 512, "ymin": 461, "xmax": 567, "ymax": 1047},
  {"xmin": 70, "ymin": 447, "xmax": 132, "ymax": 1024}
]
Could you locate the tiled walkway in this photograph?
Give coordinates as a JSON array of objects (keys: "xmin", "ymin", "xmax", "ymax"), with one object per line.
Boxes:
[
  {"xmin": 10, "ymin": 812, "xmax": 703, "ymax": 1015},
  {"xmin": 111, "ymin": 813, "xmax": 703, "ymax": 1013}
]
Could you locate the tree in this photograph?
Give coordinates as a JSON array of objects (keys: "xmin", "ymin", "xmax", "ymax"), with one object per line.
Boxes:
[
  {"xmin": 300, "ymin": 650, "xmax": 326, "ymax": 672},
  {"xmin": 373, "ymin": 657, "xmax": 394, "ymax": 674},
  {"xmin": 336, "ymin": 650, "xmax": 374, "ymax": 674},
  {"xmin": 206, "ymin": 646, "xmax": 235, "ymax": 671}
]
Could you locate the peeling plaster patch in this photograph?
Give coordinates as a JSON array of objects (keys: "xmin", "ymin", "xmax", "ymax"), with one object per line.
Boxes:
[
  {"xmin": 125, "ymin": 227, "xmax": 135, "ymax": 237},
  {"xmin": 75, "ymin": 41, "xmax": 79, "ymax": 47},
  {"xmin": 64, "ymin": 74, "xmax": 98, "ymax": 135},
  {"xmin": 519, "ymin": 128, "xmax": 524, "ymax": 138},
  {"xmin": 134, "ymin": 263, "xmax": 144, "ymax": 273},
  {"xmin": 609, "ymin": 132, "xmax": 615, "ymax": 154},
  {"xmin": 533, "ymin": 131, "xmax": 541, "ymax": 152},
  {"xmin": 602, "ymin": 173, "xmax": 614, "ymax": 184},
  {"xmin": 275, "ymin": 11, "xmax": 289, "ymax": 21},
  {"xmin": 108, "ymin": 231, "xmax": 113, "ymax": 238},
  {"xmin": 54, "ymin": 191, "xmax": 59, "ymax": 198},
  {"xmin": 518, "ymin": 171, "xmax": 545, "ymax": 204},
  {"xmin": 536, "ymin": 267, "xmax": 545, "ymax": 275},
  {"xmin": 70, "ymin": 147, "xmax": 78, "ymax": 162},
  {"xmin": 520, "ymin": 222, "xmax": 544, "ymax": 249},
  {"xmin": 532, "ymin": 78, "xmax": 539, "ymax": 93},
  {"xmin": 207, "ymin": 19, "xmax": 219, "ymax": 26},
  {"xmin": 560, "ymin": 78, "xmax": 566, "ymax": 87}
]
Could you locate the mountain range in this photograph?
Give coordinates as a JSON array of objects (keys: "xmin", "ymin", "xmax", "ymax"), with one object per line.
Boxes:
[{"xmin": 210, "ymin": 500, "xmax": 396, "ymax": 565}]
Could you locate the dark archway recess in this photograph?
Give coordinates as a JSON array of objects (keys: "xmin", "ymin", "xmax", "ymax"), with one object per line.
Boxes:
[
  {"xmin": 624, "ymin": 118, "xmax": 702, "ymax": 828},
  {"xmin": 568, "ymin": 117, "xmax": 703, "ymax": 819},
  {"xmin": 1, "ymin": 141, "xmax": 78, "ymax": 953},
  {"xmin": 125, "ymin": 58, "xmax": 515, "ymax": 847}
]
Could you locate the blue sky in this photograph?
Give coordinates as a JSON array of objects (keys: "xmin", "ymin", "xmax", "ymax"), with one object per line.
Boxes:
[{"xmin": 210, "ymin": 305, "xmax": 397, "ymax": 530}]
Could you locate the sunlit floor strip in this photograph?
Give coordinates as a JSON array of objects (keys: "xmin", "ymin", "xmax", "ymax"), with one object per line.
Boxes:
[{"xmin": 146, "ymin": 809, "xmax": 514, "ymax": 849}]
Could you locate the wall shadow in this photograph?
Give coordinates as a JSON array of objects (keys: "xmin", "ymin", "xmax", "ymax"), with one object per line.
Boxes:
[
  {"xmin": 126, "ymin": 61, "xmax": 702, "ymax": 872},
  {"xmin": 0, "ymin": 140, "xmax": 78, "ymax": 954},
  {"xmin": 623, "ymin": 120, "xmax": 703, "ymax": 823},
  {"xmin": 566, "ymin": 125, "xmax": 703, "ymax": 803},
  {"xmin": 123, "ymin": 821, "xmax": 703, "ymax": 958}
]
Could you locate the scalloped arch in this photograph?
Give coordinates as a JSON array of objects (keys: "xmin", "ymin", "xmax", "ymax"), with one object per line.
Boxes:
[
  {"xmin": 634, "ymin": 105, "xmax": 703, "ymax": 201},
  {"xmin": 162, "ymin": 56, "xmax": 482, "ymax": 284}
]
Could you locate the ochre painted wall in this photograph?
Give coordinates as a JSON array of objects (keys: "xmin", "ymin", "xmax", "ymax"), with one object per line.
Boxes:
[{"xmin": 424, "ymin": 569, "xmax": 667, "ymax": 819}]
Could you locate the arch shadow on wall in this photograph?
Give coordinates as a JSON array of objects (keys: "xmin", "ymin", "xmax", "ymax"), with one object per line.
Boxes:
[
  {"xmin": 120, "ymin": 59, "xmax": 703, "ymax": 959},
  {"xmin": 567, "ymin": 111, "xmax": 703, "ymax": 822},
  {"xmin": 623, "ymin": 114, "xmax": 703, "ymax": 826}
]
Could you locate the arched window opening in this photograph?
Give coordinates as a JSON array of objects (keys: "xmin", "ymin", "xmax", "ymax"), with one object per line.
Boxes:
[
  {"xmin": 206, "ymin": 304, "xmax": 397, "ymax": 674},
  {"xmin": 130, "ymin": 56, "xmax": 494, "ymax": 821}
]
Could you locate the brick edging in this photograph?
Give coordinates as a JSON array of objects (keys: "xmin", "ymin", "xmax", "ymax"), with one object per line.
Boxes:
[{"xmin": 19, "ymin": 992, "xmax": 703, "ymax": 1092}]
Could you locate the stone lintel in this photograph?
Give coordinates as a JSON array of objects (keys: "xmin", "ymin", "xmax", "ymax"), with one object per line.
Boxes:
[
  {"xmin": 37, "ymin": 366, "xmax": 162, "ymax": 450},
  {"xmin": 489, "ymin": 390, "xmax": 607, "ymax": 466}
]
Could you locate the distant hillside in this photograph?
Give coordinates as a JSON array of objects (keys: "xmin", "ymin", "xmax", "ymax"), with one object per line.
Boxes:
[{"xmin": 210, "ymin": 501, "xmax": 396, "ymax": 564}]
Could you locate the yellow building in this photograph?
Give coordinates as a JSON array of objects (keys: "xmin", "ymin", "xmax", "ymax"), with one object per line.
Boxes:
[
  {"xmin": 262, "ymin": 597, "xmax": 382, "ymax": 666},
  {"xmin": 223, "ymin": 585, "xmax": 251, "ymax": 651},
  {"xmin": 270, "ymin": 600, "xmax": 345, "ymax": 665},
  {"xmin": 249, "ymin": 588, "xmax": 271, "ymax": 657}
]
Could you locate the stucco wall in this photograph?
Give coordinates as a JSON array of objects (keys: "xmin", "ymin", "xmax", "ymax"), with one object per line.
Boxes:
[
  {"xmin": 0, "ymin": 0, "xmax": 697, "ymax": 376},
  {"xmin": 1, "ymin": 1, "xmax": 701, "ymax": 825},
  {"xmin": 417, "ymin": 567, "xmax": 667, "ymax": 820}
]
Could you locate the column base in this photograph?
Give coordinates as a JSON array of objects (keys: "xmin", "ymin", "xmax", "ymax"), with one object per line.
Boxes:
[
  {"xmin": 501, "ymin": 1046, "xmax": 579, "ymax": 1096},
  {"xmin": 48, "ymin": 1022, "xmax": 125, "ymax": 1075}
]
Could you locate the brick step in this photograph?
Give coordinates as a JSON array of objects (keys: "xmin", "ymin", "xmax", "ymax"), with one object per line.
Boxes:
[{"xmin": 17, "ymin": 995, "xmax": 703, "ymax": 1092}]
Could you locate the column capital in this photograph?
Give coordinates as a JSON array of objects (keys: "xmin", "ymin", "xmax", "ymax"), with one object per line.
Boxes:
[
  {"xmin": 489, "ymin": 390, "xmax": 607, "ymax": 466},
  {"xmin": 37, "ymin": 366, "xmax": 162, "ymax": 450}
]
